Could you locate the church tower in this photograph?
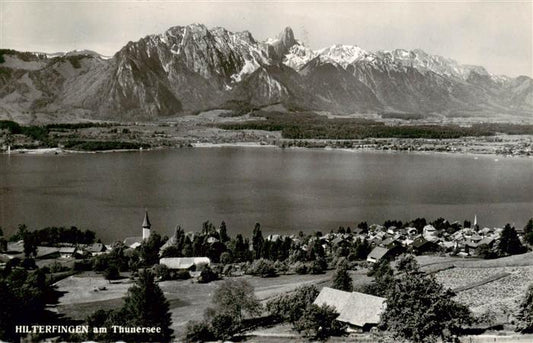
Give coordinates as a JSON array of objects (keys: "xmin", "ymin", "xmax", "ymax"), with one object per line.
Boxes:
[{"xmin": 142, "ymin": 211, "xmax": 151, "ymax": 240}]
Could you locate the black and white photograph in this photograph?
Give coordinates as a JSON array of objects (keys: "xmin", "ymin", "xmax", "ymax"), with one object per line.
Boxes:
[{"xmin": 0, "ymin": 0, "xmax": 532, "ymax": 342}]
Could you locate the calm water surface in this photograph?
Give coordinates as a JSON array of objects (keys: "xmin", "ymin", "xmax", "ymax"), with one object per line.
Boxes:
[{"xmin": 1, "ymin": 148, "xmax": 532, "ymax": 242}]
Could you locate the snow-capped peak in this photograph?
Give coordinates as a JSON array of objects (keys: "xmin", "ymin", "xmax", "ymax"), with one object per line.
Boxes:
[
  {"xmin": 283, "ymin": 44, "xmax": 317, "ymax": 71},
  {"xmin": 376, "ymin": 49, "xmax": 488, "ymax": 80},
  {"xmin": 317, "ymin": 44, "xmax": 373, "ymax": 68}
]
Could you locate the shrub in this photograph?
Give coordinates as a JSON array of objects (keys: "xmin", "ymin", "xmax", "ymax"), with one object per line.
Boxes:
[
  {"xmin": 104, "ymin": 265, "xmax": 120, "ymax": 281},
  {"xmin": 184, "ymin": 321, "xmax": 213, "ymax": 342},
  {"xmin": 294, "ymin": 304, "xmax": 344, "ymax": 340},
  {"xmin": 220, "ymin": 252, "xmax": 233, "ymax": 265},
  {"xmin": 380, "ymin": 255, "xmax": 472, "ymax": 343},
  {"xmin": 310, "ymin": 258, "xmax": 327, "ymax": 274},
  {"xmin": 198, "ymin": 266, "xmax": 219, "ymax": 283},
  {"xmin": 247, "ymin": 258, "xmax": 277, "ymax": 277},
  {"xmin": 174, "ymin": 270, "xmax": 191, "ymax": 280},
  {"xmin": 274, "ymin": 260, "xmax": 289, "ymax": 274},
  {"xmin": 292, "ymin": 262, "xmax": 308, "ymax": 275},
  {"xmin": 154, "ymin": 264, "xmax": 170, "ymax": 281},
  {"xmin": 266, "ymin": 285, "xmax": 319, "ymax": 324}
]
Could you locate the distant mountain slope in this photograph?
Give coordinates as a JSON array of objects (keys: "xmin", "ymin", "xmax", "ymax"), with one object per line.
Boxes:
[{"xmin": 0, "ymin": 24, "xmax": 531, "ymax": 121}]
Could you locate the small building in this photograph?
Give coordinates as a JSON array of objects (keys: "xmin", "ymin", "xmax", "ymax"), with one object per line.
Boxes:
[
  {"xmin": 58, "ymin": 247, "xmax": 78, "ymax": 259},
  {"xmin": 367, "ymin": 246, "xmax": 389, "ymax": 263},
  {"xmin": 84, "ymin": 243, "xmax": 107, "ymax": 256},
  {"xmin": 159, "ymin": 257, "xmax": 211, "ymax": 270},
  {"xmin": 422, "ymin": 225, "xmax": 439, "ymax": 242},
  {"xmin": 314, "ymin": 287, "xmax": 386, "ymax": 331},
  {"xmin": 412, "ymin": 237, "xmax": 440, "ymax": 255},
  {"xmin": 477, "ymin": 236, "xmax": 495, "ymax": 248},
  {"xmin": 35, "ymin": 246, "xmax": 60, "ymax": 259},
  {"xmin": 366, "ymin": 246, "xmax": 403, "ymax": 263}
]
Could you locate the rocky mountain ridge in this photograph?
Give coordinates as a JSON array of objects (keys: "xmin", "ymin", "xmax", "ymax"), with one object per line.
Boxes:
[{"xmin": 0, "ymin": 24, "xmax": 531, "ymax": 121}]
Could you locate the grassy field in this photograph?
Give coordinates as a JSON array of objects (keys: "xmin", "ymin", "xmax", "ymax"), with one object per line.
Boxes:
[
  {"xmin": 53, "ymin": 270, "xmax": 339, "ymax": 338},
  {"xmin": 52, "ymin": 254, "xmax": 533, "ymax": 341}
]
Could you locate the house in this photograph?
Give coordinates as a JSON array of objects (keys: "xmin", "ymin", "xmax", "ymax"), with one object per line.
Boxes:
[
  {"xmin": 422, "ymin": 225, "xmax": 439, "ymax": 242},
  {"xmin": 314, "ymin": 287, "xmax": 386, "ymax": 331},
  {"xmin": 84, "ymin": 243, "xmax": 107, "ymax": 256},
  {"xmin": 405, "ymin": 227, "xmax": 418, "ymax": 237},
  {"xmin": 477, "ymin": 236, "xmax": 495, "ymax": 248},
  {"xmin": 412, "ymin": 237, "xmax": 439, "ymax": 255},
  {"xmin": 58, "ymin": 247, "xmax": 78, "ymax": 259},
  {"xmin": 6, "ymin": 241, "xmax": 24, "ymax": 254},
  {"xmin": 35, "ymin": 246, "xmax": 60, "ymax": 259},
  {"xmin": 366, "ymin": 245, "xmax": 403, "ymax": 263},
  {"xmin": 159, "ymin": 257, "xmax": 210, "ymax": 270},
  {"xmin": 124, "ymin": 237, "xmax": 143, "ymax": 249}
]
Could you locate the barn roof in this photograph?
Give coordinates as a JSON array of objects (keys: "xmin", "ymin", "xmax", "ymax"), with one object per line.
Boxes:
[
  {"xmin": 367, "ymin": 246, "xmax": 389, "ymax": 261},
  {"xmin": 313, "ymin": 286, "xmax": 352, "ymax": 313},
  {"xmin": 159, "ymin": 257, "xmax": 210, "ymax": 270},
  {"xmin": 313, "ymin": 287, "xmax": 386, "ymax": 328}
]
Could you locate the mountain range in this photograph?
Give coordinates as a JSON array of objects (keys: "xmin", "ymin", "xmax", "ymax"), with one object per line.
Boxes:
[{"xmin": 0, "ymin": 24, "xmax": 531, "ymax": 121}]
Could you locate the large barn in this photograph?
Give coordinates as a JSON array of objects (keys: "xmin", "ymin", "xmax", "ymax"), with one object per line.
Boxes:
[{"xmin": 313, "ymin": 287, "xmax": 386, "ymax": 332}]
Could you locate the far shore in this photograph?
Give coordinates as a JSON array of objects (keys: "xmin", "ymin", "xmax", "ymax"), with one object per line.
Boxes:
[{"xmin": 2, "ymin": 140, "xmax": 531, "ymax": 159}]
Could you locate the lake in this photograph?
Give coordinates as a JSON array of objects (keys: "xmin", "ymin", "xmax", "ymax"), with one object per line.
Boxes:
[{"xmin": 1, "ymin": 148, "xmax": 532, "ymax": 242}]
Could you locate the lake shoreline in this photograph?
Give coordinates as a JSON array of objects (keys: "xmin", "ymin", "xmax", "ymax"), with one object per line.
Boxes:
[{"xmin": 2, "ymin": 140, "xmax": 532, "ymax": 160}]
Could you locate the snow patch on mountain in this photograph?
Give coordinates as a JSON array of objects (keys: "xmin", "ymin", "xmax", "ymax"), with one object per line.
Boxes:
[
  {"xmin": 317, "ymin": 44, "xmax": 374, "ymax": 68},
  {"xmin": 376, "ymin": 49, "xmax": 489, "ymax": 80},
  {"xmin": 283, "ymin": 44, "xmax": 317, "ymax": 70},
  {"xmin": 231, "ymin": 58, "xmax": 260, "ymax": 82}
]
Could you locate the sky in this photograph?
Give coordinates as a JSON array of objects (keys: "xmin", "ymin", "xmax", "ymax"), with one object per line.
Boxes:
[{"xmin": 1, "ymin": 0, "xmax": 532, "ymax": 77}]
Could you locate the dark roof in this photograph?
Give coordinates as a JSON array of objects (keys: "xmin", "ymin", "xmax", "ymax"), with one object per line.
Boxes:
[
  {"xmin": 142, "ymin": 211, "xmax": 151, "ymax": 228},
  {"xmin": 85, "ymin": 243, "xmax": 106, "ymax": 253},
  {"xmin": 477, "ymin": 237, "xmax": 495, "ymax": 246},
  {"xmin": 35, "ymin": 246, "xmax": 59, "ymax": 259},
  {"xmin": 412, "ymin": 237, "xmax": 430, "ymax": 248},
  {"xmin": 367, "ymin": 246, "xmax": 389, "ymax": 261}
]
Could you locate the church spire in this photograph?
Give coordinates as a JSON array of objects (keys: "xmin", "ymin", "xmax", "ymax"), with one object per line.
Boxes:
[
  {"xmin": 142, "ymin": 210, "xmax": 151, "ymax": 240},
  {"xmin": 142, "ymin": 211, "xmax": 151, "ymax": 229}
]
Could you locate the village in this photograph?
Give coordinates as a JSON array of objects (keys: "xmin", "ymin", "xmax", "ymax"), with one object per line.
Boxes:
[{"xmin": 1, "ymin": 212, "xmax": 533, "ymax": 342}]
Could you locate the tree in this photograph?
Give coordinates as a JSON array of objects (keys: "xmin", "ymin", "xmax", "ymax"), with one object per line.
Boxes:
[
  {"xmin": 252, "ymin": 223, "xmax": 264, "ymax": 260},
  {"xmin": 354, "ymin": 238, "xmax": 371, "ymax": 260},
  {"xmin": 185, "ymin": 320, "xmax": 214, "ymax": 342},
  {"xmin": 120, "ymin": 270, "xmax": 173, "ymax": 342},
  {"xmin": 357, "ymin": 221, "xmax": 369, "ymax": 233},
  {"xmin": 294, "ymin": 304, "xmax": 344, "ymax": 340},
  {"xmin": 516, "ymin": 284, "xmax": 533, "ymax": 333},
  {"xmin": 220, "ymin": 251, "xmax": 233, "ymax": 265},
  {"xmin": 139, "ymin": 232, "xmax": 163, "ymax": 266},
  {"xmin": 380, "ymin": 256, "xmax": 471, "ymax": 343},
  {"xmin": 219, "ymin": 221, "xmax": 230, "ymax": 243},
  {"xmin": 23, "ymin": 232, "xmax": 38, "ymax": 258},
  {"xmin": 211, "ymin": 279, "xmax": 261, "ymax": 319},
  {"xmin": 104, "ymin": 265, "xmax": 120, "ymax": 282},
  {"xmin": 160, "ymin": 245, "xmax": 181, "ymax": 258},
  {"xmin": 332, "ymin": 262, "xmax": 353, "ymax": 292},
  {"xmin": 197, "ymin": 279, "xmax": 261, "ymax": 340},
  {"xmin": 154, "ymin": 264, "xmax": 170, "ymax": 281},
  {"xmin": 266, "ymin": 284, "xmax": 319, "ymax": 324},
  {"xmin": 364, "ymin": 258, "xmax": 394, "ymax": 297},
  {"xmin": 247, "ymin": 258, "xmax": 277, "ymax": 277},
  {"xmin": 197, "ymin": 265, "xmax": 219, "ymax": 283},
  {"xmin": 10, "ymin": 224, "xmax": 28, "ymax": 242},
  {"xmin": 524, "ymin": 218, "xmax": 533, "ymax": 245},
  {"xmin": 498, "ymin": 224, "xmax": 526, "ymax": 256},
  {"xmin": 0, "ymin": 268, "xmax": 50, "ymax": 342}
]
